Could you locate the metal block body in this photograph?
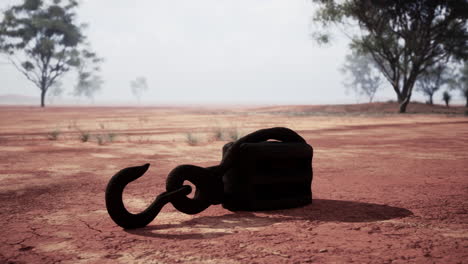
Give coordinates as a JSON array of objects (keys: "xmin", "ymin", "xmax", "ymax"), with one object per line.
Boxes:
[{"xmin": 222, "ymin": 141, "xmax": 313, "ymax": 211}]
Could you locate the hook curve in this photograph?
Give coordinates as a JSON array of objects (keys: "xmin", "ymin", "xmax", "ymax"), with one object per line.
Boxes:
[{"xmin": 105, "ymin": 163, "xmax": 191, "ymax": 229}]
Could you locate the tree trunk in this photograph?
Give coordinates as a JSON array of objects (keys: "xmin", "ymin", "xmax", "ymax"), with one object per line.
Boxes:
[
  {"xmin": 428, "ymin": 94, "xmax": 433, "ymax": 105},
  {"xmin": 465, "ymin": 97, "xmax": 468, "ymax": 107},
  {"xmin": 399, "ymin": 100, "xmax": 410, "ymax": 113},
  {"xmin": 398, "ymin": 90, "xmax": 412, "ymax": 113},
  {"xmin": 398, "ymin": 88, "xmax": 414, "ymax": 113},
  {"xmin": 397, "ymin": 94, "xmax": 404, "ymax": 104},
  {"xmin": 396, "ymin": 93, "xmax": 408, "ymax": 112},
  {"xmin": 398, "ymin": 76, "xmax": 417, "ymax": 113},
  {"xmin": 40, "ymin": 89, "xmax": 46, "ymax": 107}
]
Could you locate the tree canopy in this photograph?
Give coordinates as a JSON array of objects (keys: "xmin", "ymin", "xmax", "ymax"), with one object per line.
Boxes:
[
  {"xmin": 0, "ymin": 0, "xmax": 102, "ymax": 107},
  {"xmin": 415, "ymin": 63, "xmax": 448, "ymax": 105},
  {"xmin": 448, "ymin": 61, "xmax": 468, "ymax": 107},
  {"xmin": 312, "ymin": 0, "xmax": 468, "ymax": 112},
  {"xmin": 341, "ymin": 51, "xmax": 382, "ymax": 103}
]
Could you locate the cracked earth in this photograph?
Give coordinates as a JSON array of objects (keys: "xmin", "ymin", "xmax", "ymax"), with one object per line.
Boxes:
[{"xmin": 0, "ymin": 105, "xmax": 467, "ymax": 263}]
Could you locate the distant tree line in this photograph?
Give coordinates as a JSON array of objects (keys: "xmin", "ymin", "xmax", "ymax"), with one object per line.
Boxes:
[
  {"xmin": 313, "ymin": 0, "xmax": 468, "ymax": 112},
  {"xmin": 1, "ymin": 0, "xmax": 467, "ymax": 110}
]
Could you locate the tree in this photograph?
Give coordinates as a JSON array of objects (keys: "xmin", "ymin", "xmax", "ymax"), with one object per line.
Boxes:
[
  {"xmin": 73, "ymin": 50, "xmax": 103, "ymax": 101},
  {"xmin": 448, "ymin": 61, "xmax": 468, "ymax": 107},
  {"xmin": 340, "ymin": 51, "xmax": 382, "ymax": 103},
  {"xmin": 0, "ymin": 0, "xmax": 102, "ymax": 107},
  {"xmin": 73, "ymin": 73, "xmax": 103, "ymax": 101},
  {"xmin": 415, "ymin": 63, "xmax": 448, "ymax": 105},
  {"xmin": 130, "ymin": 77, "xmax": 148, "ymax": 103},
  {"xmin": 312, "ymin": 0, "xmax": 468, "ymax": 113},
  {"xmin": 442, "ymin": 90, "xmax": 451, "ymax": 107}
]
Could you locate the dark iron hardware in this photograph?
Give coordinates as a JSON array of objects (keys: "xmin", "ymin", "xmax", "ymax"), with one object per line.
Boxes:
[{"xmin": 105, "ymin": 127, "xmax": 313, "ymax": 229}]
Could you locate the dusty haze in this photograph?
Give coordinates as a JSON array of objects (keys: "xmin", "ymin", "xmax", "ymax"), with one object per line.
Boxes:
[{"xmin": 1, "ymin": 0, "xmax": 449, "ymax": 105}]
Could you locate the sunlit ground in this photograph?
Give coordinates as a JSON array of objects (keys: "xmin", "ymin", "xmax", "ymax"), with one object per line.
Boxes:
[{"xmin": 0, "ymin": 104, "xmax": 467, "ymax": 263}]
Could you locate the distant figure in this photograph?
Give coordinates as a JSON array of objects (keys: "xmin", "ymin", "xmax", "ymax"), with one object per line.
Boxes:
[{"xmin": 442, "ymin": 91, "xmax": 451, "ymax": 108}]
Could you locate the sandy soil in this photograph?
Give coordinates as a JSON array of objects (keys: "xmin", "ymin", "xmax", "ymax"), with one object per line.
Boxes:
[{"xmin": 0, "ymin": 104, "xmax": 467, "ymax": 264}]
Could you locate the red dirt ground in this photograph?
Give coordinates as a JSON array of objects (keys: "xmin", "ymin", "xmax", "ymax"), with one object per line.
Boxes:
[{"xmin": 0, "ymin": 104, "xmax": 467, "ymax": 264}]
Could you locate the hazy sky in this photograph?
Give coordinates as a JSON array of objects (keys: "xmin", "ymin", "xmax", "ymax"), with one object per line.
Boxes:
[{"xmin": 1, "ymin": 0, "xmax": 434, "ymax": 105}]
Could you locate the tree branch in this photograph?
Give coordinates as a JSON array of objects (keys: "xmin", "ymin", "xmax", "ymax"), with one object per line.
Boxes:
[{"xmin": 7, "ymin": 56, "xmax": 41, "ymax": 88}]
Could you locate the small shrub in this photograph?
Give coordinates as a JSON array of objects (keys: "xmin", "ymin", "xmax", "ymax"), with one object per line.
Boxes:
[
  {"xmin": 214, "ymin": 127, "xmax": 242, "ymax": 141},
  {"xmin": 107, "ymin": 133, "xmax": 117, "ymax": 142},
  {"xmin": 228, "ymin": 128, "xmax": 241, "ymax": 141},
  {"xmin": 96, "ymin": 134, "xmax": 104, "ymax": 145},
  {"xmin": 214, "ymin": 129, "xmax": 223, "ymax": 141},
  {"xmin": 79, "ymin": 131, "xmax": 90, "ymax": 142},
  {"xmin": 186, "ymin": 133, "xmax": 199, "ymax": 145},
  {"xmin": 47, "ymin": 129, "xmax": 60, "ymax": 140}
]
